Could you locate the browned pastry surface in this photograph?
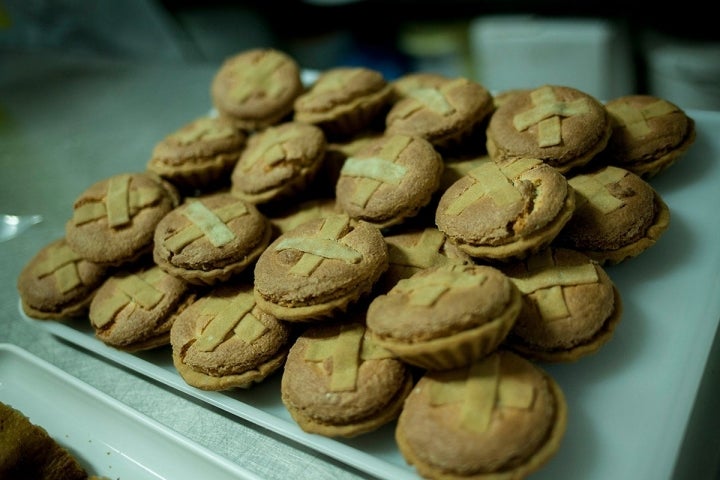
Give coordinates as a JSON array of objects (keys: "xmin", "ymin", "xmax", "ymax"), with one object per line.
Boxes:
[
  {"xmin": 280, "ymin": 321, "xmax": 413, "ymax": 437},
  {"xmin": 153, "ymin": 192, "xmax": 272, "ymax": 285},
  {"xmin": 435, "ymin": 156, "xmax": 575, "ymax": 262},
  {"xmin": 486, "ymin": 84, "xmax": 611, "ymax": 174},
  {"xmin": 395, "ymin": 350, "xmax": 567, "ymax": 479},
  {"xmin": 65, "ymin": 171, "xmax": 181, "ymax": 266},
  {"xmin": 17, "ymin": 237, "xmax": 110, "ymax": 320},
  {"xmin": 171, "ymin": 280, "xmax": 293, "ymax": 390},
  {"xmin": 210, "ymin": 48, "xmax": 303, "ymax": 131},
  {"xmin": 366, "ymin": 263, "xmax": 522, "ymax": 370},
  {"xmin": 253, "ymin": 214, "xmax": 389, "ymax": 322},
  {"xmin": 147, "ymin": 115, "xmax": 247, "ymax": 193},
  {"xmin": 335, "ymin": 134, "xmax": 444, "ymax": 229}
]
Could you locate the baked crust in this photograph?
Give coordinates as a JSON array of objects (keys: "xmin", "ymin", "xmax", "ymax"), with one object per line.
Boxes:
[
  {"xmin": 210, "ymin": 48, "xmax": 303, "ymax": 131},
  {"xmin": 366, "ymin": 263, "xmax": 522, "ymax": 370},
  {"xmin": 600, "ymin": 94, "xmax": 696, "ymax": 179},
  {"xmin": 435, "ymin": 157, "xmax": 575, "ymax": 262},
  {"xmin": 486, "ymin": 84, "xmax": 611, "ymax": 174},
  {"xmin": 153, "ymin": 192, "xmax": 272, "ymax": 285},
  {"xmin": 170, "ymin": 280, "xmax": 293, "ymax": 390},
  {"xmin": 253, "ymin": 214, "xmax": 389, "ymax": 322},
  {"xmin": 501, "ymin": 247, "xmax": 623, "ymax": 362},
  {"xmin": 556, "ymin": 165, "xmax": 670, "ymax": 265},
  {"xmin": 65, "ymin": 172, "xmax": 181, "ymax": 266},
  {"xmin": 17, "ymin": 237, "xmax": 110, "ymax": 320},
  {"xmin": 335, "ymin": 134, "xmax": 444, "ymax": 229},
  {"xmin": 395, "ymin": 350, "xmax": 567, "ymax": 479},
  {"xmin": 280, "ymin": 321, "xmax": 413, "ymax": 437}
]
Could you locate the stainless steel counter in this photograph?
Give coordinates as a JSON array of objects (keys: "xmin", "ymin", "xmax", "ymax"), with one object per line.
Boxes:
[{"xmin": 0, "ymin": 51, "xmax": 367, "ymax": 480}]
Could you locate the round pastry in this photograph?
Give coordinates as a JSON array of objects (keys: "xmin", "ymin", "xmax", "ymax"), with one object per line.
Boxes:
[
  {"xmin": 147, "ymin": 114, "xmax": 246, "ymax": 193},
  {"xmin": 17, "ymin": 237, "xmax": 110, "ymax": 320},
  {"xmin": 266, "ymin": 197, "xmax": 341, "ymax": 238},
  {"xmin": 153, "ymin": 192, "xmax": 272, "ymax": 285},
  {"xmin": 210, "ymin": 48, "xmax": 303, "ymax": 131},
  {"xmin": 0, "ymin": 401, "xmax": 91, "ymax": 480},
  {"xmin": 389, "ymin": 71, "xmax": 452, "ymax": 103},
  {"xmin": 280, "ymin": 320, "xmax": 414, "ymax": 438},
  {"xmin": 170, "ymin": 280, "xmax": 294, "ymax": 391},
  {"xmin": 293, "ymin": 66, "xmax": 393, "ymax": 139},
  {"xmin": 501, "ymin": 247, "xmax": 623, "ymax": 362},
  {"xmin": 88, "ymin": 262, "xmax": 197, "ymax": 352},
  {"xmin": 366, "ymin": 263, "xmax": 522, "ymax": 371},
  {"xmin": 229, "ymin": 121, "xmax": 327, "ymax": 205},
  {"xmin": 335, "ymin": 134, "xmax": 444, "ymax": 229},
  {"xmin": 435, "ymin": 156, "xmax": 576, "ymax": 263},
  {"xmin": 395, "ymin": 350, "xmax": 567, "ymax": 480},
  {"xmin": 555, "ymin": 165, "xmax": 670, "ymax": 265},
  {"xmin": 253, "ymin": 213, "xmax": 389, "ymax": 322},
  {"xmin": 600, "ymin": 94, "xmax": 696, "ymax": 179},
  {"xmin": 385, "ymin": 76, "xmax": 494, "ymax": 152},
  {"xmin": 65, "ymin": 171, "xmax": 181, "ymax": 266},
  {"xmin": 486, "ymin": 84, "xmax": 612, "ymax": 174},
  {"xmin": 377, "ymin": 226, "xmax": 471, "ymax": 294}
]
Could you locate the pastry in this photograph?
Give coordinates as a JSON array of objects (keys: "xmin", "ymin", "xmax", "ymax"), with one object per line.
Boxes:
[
  {"xmin": 88, "ymin": 262, "xmax": 197, "ymax": 352},
  {"xmin": 293, "ymin": 66, "xmax": 393, "ymax": 139},
  {"xmin": 147, "ymin": 114, "xmax": 246, "ymax": 194},
  {"xmin": 229, "ymin": 121, "xmax": 327, "ymax": 205},
  {"xmin": 0, "ymin": 401, "xmax": 90, "ymax": 480},
  {"xmin": 335, "ymin": 134, "xmax": 444, "ymax": 229},
  {"xmin": 435, "ymin": 156, "xmax": 575, "ymax": 263},
  {"xmin": 395, "ymin": 350, "xmax": 567, "ymax": 480},
  {"xmin": 501, "ymin": 247, "xmax": 623, "ymax": 362},
  {"xmin": 17, "ymin": 237, "xmax": 110, "ymax": 321},
  {"xmin": 486, "ymin": 84, "xmax": 612, "ymax": 174},
  {"xmin": 210, "ymin": 48, "xmax": 303, "ymax": 131},
  {"xmin": 555, "ymin": 165, "xmax": 670, "ymax": 265},
  {"xmin": 280, "ymin": 320, "xmax": 414, "ymax": 438},
  {"xmin": 170, "ymin": 280, "xmax": 294, "ymax": 390},
  {"xmin": 266, "ymin": 197, "xmax": 341, "ymax": 238},
  {"xmin": 385, "ymin": 76, "xmax": 494, "ymax": 152},
  {"xmin": 253, "ymin": 213, "xmax": 389, "ymax": 322},
  {"xmin": 153, "ymin": 192, "xmax": 272, "ymax": 285},
  {"xmin": 65, "ymin": 171, "xmax": 181, "ymax": 266},
  {"xmin": 366, "ymin": 263, "xmax": 522, "ymax": 371},
  {"xmin": 377, "ymin": 226, "xmax": 471, "ymax": 294},
  {"xmin": 600, "ymin": 94, "xmax": 696, "ymax": 179}
]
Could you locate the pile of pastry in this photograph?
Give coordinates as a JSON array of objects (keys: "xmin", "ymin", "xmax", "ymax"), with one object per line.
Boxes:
[{"xmin": 17, "ymin": 48, "xmax": 696, "ymax": 479}]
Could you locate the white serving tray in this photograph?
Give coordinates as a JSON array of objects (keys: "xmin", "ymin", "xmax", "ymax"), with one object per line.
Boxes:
[
  {"xmin": 19, "ymin": 109, "xmax": 720, "ymax": 480},
  {"xmin": 0, "ymin": 343, "xmax": 262, "ymax": 480}
]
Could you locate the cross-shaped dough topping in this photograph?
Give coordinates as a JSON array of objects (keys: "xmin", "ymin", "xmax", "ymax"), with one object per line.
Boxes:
[
  {"xmin": 568, "ymin": 166, "xmax": 627, "ymax": 214},
  {"xmin": 429, "ymin": 354, "xmax": 534, "ymax": 432},
  {"xmin": 393, "ymin": 264, "xmax": 486, "ymax": 307},
  {"xmin": 239, "ymin": 127, "xmax": 304, "ymax": 173},
  {"xmin": 304, "ymin": 323, "xmax": 394, "ymax": 392},
  {"xmin": 171, "ymin": 117, "xmax": 238, "ymax": 144},
  {"xmin": 274, "ymin": 215, "xmax": 362, "ymax": 277},
  {"xmin": 392, "ymin": 78, "xmax": 468, "ymax": 118},
  {"xmin": 607, "ymin": 99, "xmax": 678, "ymax": 138},
  {"xmin": 340, "ymin": 135, "xmax": 410, "ymax": 207},
  {"xmin": 191, "ymin": 293, "xmax": 267, "ymax": 352},
  {"xmin": 164, "ymin": 199, "xmax": 247, "ymax": 251},
  {"xmin": 512, "ymin": 249, "xmax": 599, "ymax": 321},
  {"xmin": 445, "ymin": 158, "xmax": 540, "ymax": 216},
  {"xmin": 92, "ymin": 267, "xmax": 168, "ymax": 328},
  {"xmin": 33, "ymin": 242, "xmax": 86, "ymax": 293},
  {"xmin": 227, "ymin": 52, "xmax": 287, "ymax": 103},
  {"xmin": 513, "ymin": 86, "xmax": 591, "ymax": 147},
  {"xmin": 73, "ymin": 174, "xmax": 163, "ymax": 228},
  {"xmin": 388, "ymin": 228, "xmax": 449, "ymax": 269}
]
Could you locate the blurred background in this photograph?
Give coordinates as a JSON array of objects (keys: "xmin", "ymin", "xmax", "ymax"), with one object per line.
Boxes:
[{"xmin": 1, "ymin": 0, "xmax": 718, "ymax": 109}]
